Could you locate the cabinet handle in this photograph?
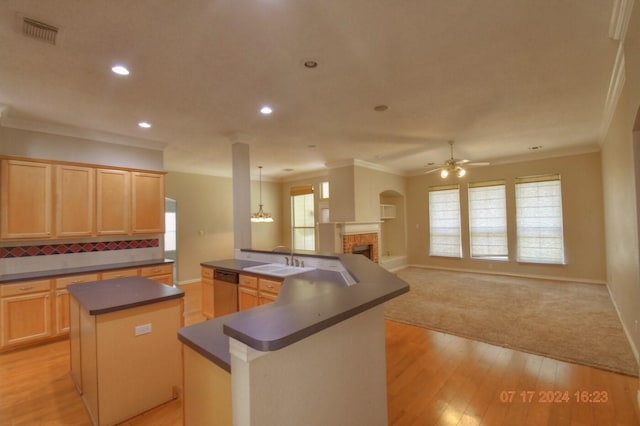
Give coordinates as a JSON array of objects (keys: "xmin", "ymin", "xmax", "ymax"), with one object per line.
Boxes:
[
  {"xmin": 19, "ymin": 286, "xmax": 34, "ymax": 291},
  {"xmin": 267, "ymin": 284, "xmax": 274, "ymax": 289}
]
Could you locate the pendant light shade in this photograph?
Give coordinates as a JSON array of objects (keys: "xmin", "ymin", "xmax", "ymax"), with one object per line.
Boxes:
[{"xmin": 251, "ymin": 166, "xmax": 273, "ymax": 223}]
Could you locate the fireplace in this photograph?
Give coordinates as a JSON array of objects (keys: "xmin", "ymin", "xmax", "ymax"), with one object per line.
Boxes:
[
  {"xmin": 351, "ymin": 244, "xmax": 372, "ymax": 260},
  {"xmin": 343, "ymin": 232, "xmax": 379, "ymax": 263}
]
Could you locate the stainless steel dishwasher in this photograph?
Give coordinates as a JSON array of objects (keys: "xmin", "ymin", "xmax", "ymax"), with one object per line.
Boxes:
[{"xmin": 213, "ymin": 269, "xmax": 239, "ymax": 317}]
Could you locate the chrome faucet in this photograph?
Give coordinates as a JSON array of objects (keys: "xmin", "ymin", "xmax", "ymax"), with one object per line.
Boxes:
[{"xmin": 286, "ymin": 251, "xmax": 299, "ymax": 267}]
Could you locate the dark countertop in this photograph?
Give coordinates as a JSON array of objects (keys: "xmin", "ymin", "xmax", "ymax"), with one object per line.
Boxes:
[
  {"xmin": 178, "ymin": 253, "xmax": 409, "ymax": 370},
  {"xmin": 0, "ymin": 259, "xmax": 174, "ymax": 284},
  {"xmin": 68, "ymin": 276, "xmax": 184, "ymax": 315}
]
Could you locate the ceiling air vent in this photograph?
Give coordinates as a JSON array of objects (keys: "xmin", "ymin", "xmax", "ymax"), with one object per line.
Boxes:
[{"xmin": 22, "ymin": 17, "xmax": 58, "ymax": 45}]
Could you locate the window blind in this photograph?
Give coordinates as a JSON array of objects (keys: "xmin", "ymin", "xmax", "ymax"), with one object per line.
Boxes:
[
  {"xmin": 515, "ymin": 175, "xmax": 565, "ymax": 264},
  {"xmin": 429, "ymin": 186, "xmax": 462, "ymax": 257},
  {"xmin": 468, "ymin": 182, "xmax": 507, "ymax": 259}
]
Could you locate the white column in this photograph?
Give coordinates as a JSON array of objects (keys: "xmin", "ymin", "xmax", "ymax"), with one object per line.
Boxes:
[{"xmin": 232, "ymin": 142, "xmax": 251, "ymax": 250}]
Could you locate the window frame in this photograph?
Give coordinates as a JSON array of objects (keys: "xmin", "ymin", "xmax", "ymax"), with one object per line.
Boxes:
[
  {"xmin": 515, "ymin": 174, "xmax": 565, "ymax": 264},
  {"xmin": 467, "ymin": 180, "xmax": 508, "ymax": 261},
  {"xmin": 428, "ymin": 185, "xmax": 462, "ymax": 258}
]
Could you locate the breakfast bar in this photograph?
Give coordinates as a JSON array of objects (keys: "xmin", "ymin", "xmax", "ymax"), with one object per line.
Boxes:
[{"xmin": 179, "ymin": 250, "xmax": 410, "ymax": 426}]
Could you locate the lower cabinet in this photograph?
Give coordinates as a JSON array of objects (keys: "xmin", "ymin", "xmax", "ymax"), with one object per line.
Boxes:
[
  {"xmin": 54, "ymin": 273, "xmax": 100, "ymax": 336},
  {"xmin": 0, "ymin": 279, "xmax": 52, "ymax": 348},
  {"xmin": 201, "ymin": 267, "xmax": 214, "ymax": 319},
  {"xmin": 140, "ymin": 264, "xmax": 174, "ymax": 286},
  {"xmin": 258, "ymin": 278, "xmax": 282, "ymax": 305},
  {"xmin": 0, "ymin": 263, "xmax": 172, "ymax": 351},
  {"xmin": 100, "ymin": 268, "xmax": 139, "ymax": 280},
  {"xmin": 238, "ymin": 274, "xmax": 259, "ymax": 311},
  {"xmin": 238, "ymin": 275, "xmax": 283, "ymax": 309}
]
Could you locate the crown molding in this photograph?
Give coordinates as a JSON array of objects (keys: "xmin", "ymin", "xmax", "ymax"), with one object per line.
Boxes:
[
  {"xmin": 0, "ymin": 113, "xmax": 167, "ymax": 151},
  {"xmin": 600, "ymin": 43, "xmax": 626, "ymax": 142},
  {"xmin": 324, "ymin": 158, "xmax": 406, "ymax": 176},
  {"xmin": 609, "ymin": 0, "xmax": 634, "ymax": 41}
]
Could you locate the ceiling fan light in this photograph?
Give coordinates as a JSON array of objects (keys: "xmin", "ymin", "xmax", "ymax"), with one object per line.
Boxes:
[
  {"xmin": 457, "ymin": 167, "xmax": 466, "ymax": 177},
  {"xmin": 440, "ymin": 169, "xmax": 449, "ymax": 178}
]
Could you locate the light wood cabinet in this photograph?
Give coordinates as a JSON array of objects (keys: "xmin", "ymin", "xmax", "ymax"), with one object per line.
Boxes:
[
  {"xmin": 0, "ymin": 159, "xmax": 53, "ymax": 239},
  {"xmin": 0, "ymin": 156, "xmax": 165, "ymax": 239},
  {"xmin": 56, "ymin": 164, "xmax": 95, "ymax": 237},
  {"xmin": 258, "ymin": 277, "xmax": 282, "ymax": 305},
  {"xmin": 54, "ymin": 273, "xmax": 99, "ymax": 336},
  {"xmin": 132, "ymin": 172, "xmax": 165, "ymax": 234},
  {"xmin": 0, "ymin": 279, "xmax": 52, "ymax": 348},
  {"xmin": 96, "ymin": 168, "xmax": 131, "ymax": 235},
  {"xmin": 100, "ymin": 268, "xmax": 139, "ymax": 280},
  {"xmin": 141, "ymin": 264, "xmax": 173, "ymax": 286},
  {"xmin": 238, "ymin": 274, "xmax": 259, "ymax": 311},
  {"xmin": 201, "ymin": 267, "xmax": 214, "ymax": 319}
]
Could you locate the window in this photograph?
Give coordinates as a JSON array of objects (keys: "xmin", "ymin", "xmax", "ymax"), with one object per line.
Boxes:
[
  {"xmin": 320, "ymin": 181, "xmax": 330, "ymax": 199},
  {"xmin": 468, "ymin": 181, "xmax": 508, "ymax": 260},
  {"xmin": 429, "ymin": 186, "xmax": 462, "ymax": 257},
  {"xmin": 515, "ymin": 175, "xmax": 565, "ymax": 264},
  {"xmin": 291, "ymin": 185, "xmax": 315, "ymax": 251}
]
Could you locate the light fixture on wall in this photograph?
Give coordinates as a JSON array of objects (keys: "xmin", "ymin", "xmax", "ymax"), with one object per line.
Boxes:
[{"xmin": 251, "ymin": 166, "xmax": 273, "ymax": 223}]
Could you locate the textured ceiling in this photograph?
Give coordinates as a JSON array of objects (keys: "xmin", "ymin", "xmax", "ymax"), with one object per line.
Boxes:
[{"xmin": 0, "ymin": 0, "xmax": 619, "ymax": 179}]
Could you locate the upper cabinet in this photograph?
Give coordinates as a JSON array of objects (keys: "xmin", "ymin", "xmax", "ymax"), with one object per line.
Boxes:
[
  {"xmin": 96, "ymin": 168, "xmax": 131, "ymax": 235},
  {"xmin": 1, "ymin": 159, "xmax": 53, "ymax": 239},
  {"xmin": 0, "ymin": 156, "xmax": 165, "ymax": 240},
  {"xmin": 132, "ymin": 172, "xmax": 165, "ymax": 234},
  {"xmin": 56, "ymin": 164, "xmax": 95, "ymax": 237}
]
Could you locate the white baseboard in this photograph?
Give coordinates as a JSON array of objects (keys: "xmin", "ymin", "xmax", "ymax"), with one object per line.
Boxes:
[{"xmin": 406, "ymin": 264, "xmax": 607, "ymax": 285}]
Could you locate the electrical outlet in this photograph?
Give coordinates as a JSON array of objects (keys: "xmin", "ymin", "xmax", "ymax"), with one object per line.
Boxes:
[
  {"xmin": 134, "ymin": 323, "xmax": 152, "ymax": 336},
  {"xmin": 635, "ymin": 319, "xmax": 639, "ymax": 333}
]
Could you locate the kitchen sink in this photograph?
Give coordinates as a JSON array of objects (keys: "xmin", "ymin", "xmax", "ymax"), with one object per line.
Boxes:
[{"xmin": 242, "ymin": 263, "xmax": 316, "ymax": 277}]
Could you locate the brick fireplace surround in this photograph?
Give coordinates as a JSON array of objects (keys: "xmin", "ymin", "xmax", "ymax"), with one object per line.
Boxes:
[{"xmin": 342, "ymin": 233, "xmax": 379, "ymax": 263}]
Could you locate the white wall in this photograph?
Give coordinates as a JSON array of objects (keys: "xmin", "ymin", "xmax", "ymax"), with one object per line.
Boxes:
[{"xmin": 601, "ymin": 3, "xmax": 640, "ymax": 368}]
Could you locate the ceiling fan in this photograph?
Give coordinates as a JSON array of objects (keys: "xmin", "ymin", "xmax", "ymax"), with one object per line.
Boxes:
[{"xmin": 425, "ymin": 141, "xmax": 490, "ymax": 178}]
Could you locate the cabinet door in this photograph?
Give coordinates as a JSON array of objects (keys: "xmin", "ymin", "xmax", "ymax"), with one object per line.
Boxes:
[
  {"xmin": 56, "ymin": 164, "xmax": 95, "ymax": 237},
  {"xmin": 239, "ymin": 286, "xmax": 259, "ymax": 310},
  {"xmin": 132, "ymin": 172, "xmax": 165, "ymax": 234},
  {"xmin": 202, "ymin": 279, "xmax": 214, "ymax": 319},
  {"xmin": 258, "ymin": 291, "xmax": 278, "ymax": 305},
  {"xmin": 1, "ymin": 291, "xmax": 51, "ymax": 347},
  {"xmin": 96, "ymin": 168, "xmax": 131, "ymax": 235},
  {"xmin": 141, "ymin": 264, "xmax": 174, "ymax": 286},
  {"xmin": 0, "ymin": 159, "xmax": 53, "ymax": 239},
  {"xmin": 55, "ymin": 289, "xmax": 69, "ymax": 335},
  {"xmin": 54, "ymin": 273, "xmax": 99, "ymax": 336}
]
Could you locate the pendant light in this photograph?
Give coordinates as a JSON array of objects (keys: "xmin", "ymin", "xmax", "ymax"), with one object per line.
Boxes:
[{"xmin": 251, "ymin": 166, "xmax": 273, "ymax": 223}]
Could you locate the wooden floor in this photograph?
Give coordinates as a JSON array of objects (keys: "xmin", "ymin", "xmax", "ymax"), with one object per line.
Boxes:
[{"xmin": 1, "ymin": 282, "xmax": 638, "ymax": 425}]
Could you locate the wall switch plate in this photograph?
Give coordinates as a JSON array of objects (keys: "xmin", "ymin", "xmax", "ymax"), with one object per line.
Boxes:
[{"xmin": 135, "ymin": 323, "xmax": 152, "ymax": 336}]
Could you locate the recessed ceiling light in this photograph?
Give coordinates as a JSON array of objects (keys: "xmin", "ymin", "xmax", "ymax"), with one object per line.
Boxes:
[
  {"xmin": 260, "ymin": 106, "xmax": 273, "ymax": 115},
  {"xmin": 138, "ymin": 121, "xmax": 151, "ymax": 128},
  {"xmin": 111, "ymin": 65, "xmax": 130, "ymax": 76},
  {"xmin": 373, "ymin": 105, "xmax": 388, "ymax": 112},
  {"xmin": 283, "ymin": 168, "xmax": 294, "ymax": 172},
  {"xmin": 528, "ymin": 145, "xmax": 543, "ymax": 150},
  {"xmin": 303, "ymin": 60, "xmax": 318, "ymax": 68}
]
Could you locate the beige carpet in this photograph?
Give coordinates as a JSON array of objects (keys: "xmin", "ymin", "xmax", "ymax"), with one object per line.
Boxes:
[{"xmin": 384, "ymin": 267, "xmax": 638, "ymax": 377}]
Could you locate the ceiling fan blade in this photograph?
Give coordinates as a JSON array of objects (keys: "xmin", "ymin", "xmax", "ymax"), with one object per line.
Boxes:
[
  {"xmin": 424, "ymin": 167, "xmax": 445, "ymax": 174},
  {"xmin": 467, "ymin": 162, "xmax": 490, "ymax": 166}
]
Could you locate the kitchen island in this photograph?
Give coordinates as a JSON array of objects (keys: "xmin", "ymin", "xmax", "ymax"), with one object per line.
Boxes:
[
  {"xmin": 179, "ymin": 250, "xmax": 409, "ymax": 426},
  {"xmin": 68, "ymin": 276, "xmax": 184, "ymax": 426}
]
